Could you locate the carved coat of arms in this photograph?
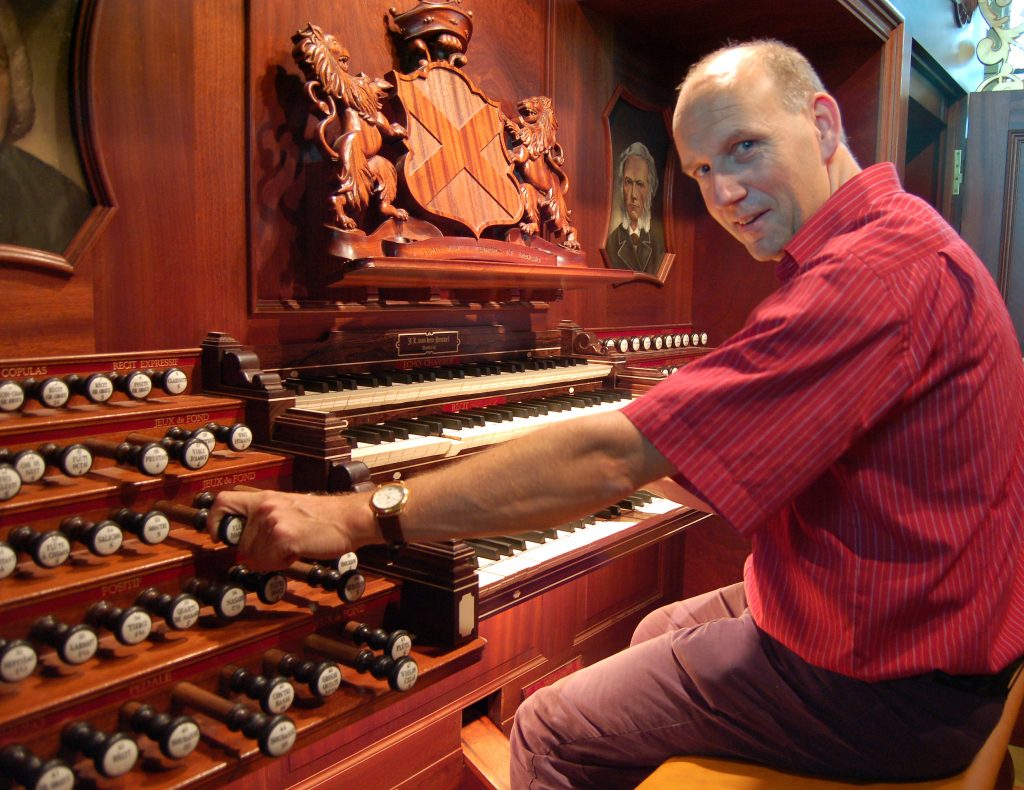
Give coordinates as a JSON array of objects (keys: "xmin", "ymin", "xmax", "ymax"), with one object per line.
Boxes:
[
  {"xmin": 290, "ymin": 0, "xmax": 583, "ymax": 267},
  {"xmin": 391, "ymin": 64, "xmax": 522, "ymax": 238}
]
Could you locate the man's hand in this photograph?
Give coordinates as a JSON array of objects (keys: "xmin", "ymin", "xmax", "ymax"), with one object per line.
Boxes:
[{"xmin": 207, "ymin": 489, "xmax": 375, "ymax": 571}]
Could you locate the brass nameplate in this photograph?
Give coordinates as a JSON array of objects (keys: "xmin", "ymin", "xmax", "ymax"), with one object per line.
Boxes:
[{"xmin": 396, "ymin": 331, "xmax": 460, "ymax": 357}]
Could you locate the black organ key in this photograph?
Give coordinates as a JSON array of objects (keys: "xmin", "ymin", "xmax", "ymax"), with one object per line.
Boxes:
[
  {"xmin": 0, "ymin": 745, "xmax": 75, "ymax": 790},
  {"xmin": 262, "ymin": 648, "xmax": 342, "ymax": 699},
  {"xmin": 379, "ymin": 422, "xmax": 409, "ymax": 440},
  {"xmin": 135, "ymin": 587, "xmax": 201, "ymax": 631},
  {"xmin": 155, "ymin": 499, "xmax": 245, "ymax": 546},
  {"xmin": 466, "ymin": 540, "xmax": 503, "ymax": 561},
  {"xmin": 85, "ymin": 600, "xmax": 153, "ymax": 646},
  {"xmin": 38, "ymin": 442, "xmax": 93, "ymax": 477},
  {"xmin": 61, "ymin": 720, "xmax": 139, "ymax": 778},
  {"xmin": 220, "ymin": 664, "xmax": 295, "ymax": 715},
  {"xmin": 30, "ymin": 614, "xmax": 99, "ymax": 665},
  {"xmin": 0, "ymin": 464, "xmax": 19, "ymax": 502},
  {"xmin": 0, "ymin": 638, "xmax": 38, "ymax": 682},
  {"xmin": 148, "ymin": 366, "xmax": 189, "ymax": 395},
  {"xmin": 490, "ymin": 535, "xmax": 529, "ymax": 551},
  {"xmin": 412, "ymin": 415, "xmax": 446, "ymax": 433},
  {"xmin": 389, "ymin": 418, "xmax": 438, "ymax": 436},
  {"xmin": 228, "ymin": 564, "xmax": 289, "ymax": 604},
  {"xmin": 23, "ymin": 376, "xmax": 70, "ymax": 409},
  {"xmin": 110, "ymin": 369, "xmax": 153, "ymax": 399},
  {"xmin": 381, "ymin": 369, "xmax": 414, "ymax": 384},
  {"xmin": 304, "ymin": 633, "xmax": 419, "ymax": 692},
  {"xmin": 283, "ymin": 378, "xmax": 306, "ymax": 395},
  {"xmin": 119, "ymin": 701, "xmax": 201, "ymax": 760},
  {"xmin": 0, "ymin": 447, "xmax": 46, "ymax": 484},
  {"xmin": 343, "ymin": 427, "xmax": 382, "ymax": 445},
  {"xmin": 284, "ymin": 560, "xmax": 365, "ymax": 603},
  {"xmin": 183, "ymin": 577, "xmax": 248, "ymax": 619},
  {"xmin": 298, "ymin": 377, "xmax": 331, "ymax": 392},
  {"xmin": 0, "ymin": 378, "xmax": 26, "ymax": 412},
  {"xmin": 59, "ymin": 515, "xmax": 124, "ymax": 557},
  {"xmin": 8, "ymin": 525, "xmax": 71, "ymax": 568},
  {"xmin": 467, "ymin": 538, "xmax": 513, "ymax": 557},
  {"xmin": 205, "ymin": 421, "xmax": 254, "ymax": 452},
  {"xmin": 433, "ymin": 414, "xmax": 465, "ymax": 430},
  {"xmin": 330, "ymin": 374, "xmax": 359, "ymax": 390},
  {"xmin": 341, "ymin": 621, "xmax": 413, "ymax": 661},
  {"xmin": 171, "ymin": 681, "xmax": 297, "ymax": 758},
  {"xmin": 64, "ymin": 372, "xmax": 114, "ymax": 403},
  {"xmin": 112, "ymin": 507, "xmax": 171, "ymax": 545},
  {"xmin": 82, "ymin": 437, "xmax": 165, "ymax": 475}
]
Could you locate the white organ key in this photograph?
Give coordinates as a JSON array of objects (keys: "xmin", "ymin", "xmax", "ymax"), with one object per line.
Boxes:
[
  {"xmin": 349, "ymin": 435, "xmax": 453, "ymax": 467},
  {"xmin": 294, "ymin": 363, "xmax": 612, "ymax": 413},
  {"xmin": 440, "ymin": 397, "xmax": 630, "ymax": 456},
  {"xmin": 475, "ymin": 495, "xmax": 684, "ymax": 589}
]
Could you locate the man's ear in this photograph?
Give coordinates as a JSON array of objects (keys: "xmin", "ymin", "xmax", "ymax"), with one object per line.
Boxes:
[{"xmin": 810, "ymin": 93, "xmax": 843, "ymax": 161}]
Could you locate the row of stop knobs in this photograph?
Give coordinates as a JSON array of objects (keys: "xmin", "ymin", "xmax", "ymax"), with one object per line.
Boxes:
[
  {"xmin": 0, "ymin": 422, "xmax": 253, "ymax": 501},
  {"xmin": 0, "ymin": 624, "xmax": 418, "ymax": 786},
  {"xmin": 0, "ymin": 489, "xmax": 269, "ymax": 576},
  {"xmin": 0, "ymin": 555, "xmax": 367, "ymax": 682},
  {"xmin": 0, "ymin": 367, "xmax": 189, "ymax": 413}
]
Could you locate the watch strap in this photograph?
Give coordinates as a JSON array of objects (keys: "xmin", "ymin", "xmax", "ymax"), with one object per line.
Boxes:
[{"xmin": 377, "ymin": 512, "xmax": 405, "ymax": 545}]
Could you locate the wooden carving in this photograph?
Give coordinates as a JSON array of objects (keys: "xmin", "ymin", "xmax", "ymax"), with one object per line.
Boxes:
[
  {"xmin": 291, "ymin": 24, "xmax": 409, "ymax": 230},
  {"xmin": 505, "ymin": 97, "xmax": 580, "ymax": 250},
  {"xmin": 387, "ymin": 0, "xmax": 473, "ymax": 69},
  {"xmin": 390, "ymin": 63, "xmax": 523, "ymax": 238},
  {"xmin": 290, "ymin": 0, "xmax": 606, "ymax": 288}
]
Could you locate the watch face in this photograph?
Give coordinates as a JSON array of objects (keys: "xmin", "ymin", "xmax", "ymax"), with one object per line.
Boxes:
[{"xmin": 372, "ymin": 483, "xmax": 407, "ymax": 514}]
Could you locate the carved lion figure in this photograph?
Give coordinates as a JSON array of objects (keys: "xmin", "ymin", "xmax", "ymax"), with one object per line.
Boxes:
[
  {"xmin": 292, "ymin": 23, "xmax": 409, "ymax": 231},
  {"xmin": 505, "ymin": 96, "xmax": 580, "ymax": 250}
]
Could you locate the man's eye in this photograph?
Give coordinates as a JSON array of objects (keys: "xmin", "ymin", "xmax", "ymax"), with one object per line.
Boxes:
[{"xmin": 735, "ymin": 140, "xmax": 756, "ymax": 154}]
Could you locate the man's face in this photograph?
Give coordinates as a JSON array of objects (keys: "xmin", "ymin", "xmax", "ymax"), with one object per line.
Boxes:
[
  {"xmin": 673, "ymin": 60, "xmax": 832, "ymax": 261},
  {"xmin": 621, "ymin": 155, "xmax": 650, "ymax": 229}
]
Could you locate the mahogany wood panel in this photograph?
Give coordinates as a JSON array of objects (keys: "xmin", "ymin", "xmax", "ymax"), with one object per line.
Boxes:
[
  {"xmin": 960, "ymin": 89, "xmax": 1024, "ymax": 349},
  {"xmin": 2, "ymin": 0, "xmax": 904, "ymax": 362}
]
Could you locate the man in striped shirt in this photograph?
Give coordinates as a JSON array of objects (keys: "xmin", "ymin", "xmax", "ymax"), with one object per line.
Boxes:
[{"xmin": 209, "ymin": 40, "xmax": 1024, "ymax": 788}]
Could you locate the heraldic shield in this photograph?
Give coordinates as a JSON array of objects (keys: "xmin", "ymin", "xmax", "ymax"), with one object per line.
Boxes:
[{"xmin": 391, "ymin": 63, "xmax": 524, "ymax": 239}]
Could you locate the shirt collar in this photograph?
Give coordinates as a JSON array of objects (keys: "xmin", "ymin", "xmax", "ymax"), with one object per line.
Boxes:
[{"xmin": 776, "ymin": 162, "xmax": 903, "ymax": 283}]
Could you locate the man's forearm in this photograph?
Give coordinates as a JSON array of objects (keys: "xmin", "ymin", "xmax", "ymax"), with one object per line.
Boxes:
[
  {"xmin": 209, "ymin": 410, "xmax": 676, "ymax": 570},
  {"xmin": 400, "ymin": 410, "xmax": 671, "ymax": 543}
]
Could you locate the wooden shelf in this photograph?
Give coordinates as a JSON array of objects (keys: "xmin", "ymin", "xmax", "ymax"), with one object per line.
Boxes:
[{"xmin": 325, "ymin": 257, "xmax": 643, "ymax": 291}]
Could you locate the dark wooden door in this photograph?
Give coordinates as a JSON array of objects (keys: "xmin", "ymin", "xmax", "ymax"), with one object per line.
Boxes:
[{"xmin": 960, "ymin": 90, "xmax": 1024, "ymax": 348}]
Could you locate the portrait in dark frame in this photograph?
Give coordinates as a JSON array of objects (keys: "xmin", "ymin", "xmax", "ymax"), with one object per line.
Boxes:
[
  {"xmin": 601, "ymin": 89, "xmax": 673, "ymax": 279},
  {"xmin": 0, "ymin": 0, "xmax": 91, "ymax": 256}
]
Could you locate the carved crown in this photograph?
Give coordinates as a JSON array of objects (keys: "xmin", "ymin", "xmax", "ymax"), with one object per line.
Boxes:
[{"xmin": 387, "ymin": 0, "xmax": 473, "ymax": 56}]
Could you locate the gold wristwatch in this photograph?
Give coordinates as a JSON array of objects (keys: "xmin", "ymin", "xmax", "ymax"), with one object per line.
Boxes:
[{"xmin": 369, "ymin": 481, "xmax": 409, "ymax": 544}]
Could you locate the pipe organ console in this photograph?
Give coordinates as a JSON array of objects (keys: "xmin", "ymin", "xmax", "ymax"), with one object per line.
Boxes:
[{"xmin": 0, "ymin": 327, "xmax": 739, "ymax": 787}]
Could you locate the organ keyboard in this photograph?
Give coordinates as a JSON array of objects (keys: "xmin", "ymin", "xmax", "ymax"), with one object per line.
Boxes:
[{"xmin": 201, "ymin": 322, "xmax": 716, "ymax": 638}]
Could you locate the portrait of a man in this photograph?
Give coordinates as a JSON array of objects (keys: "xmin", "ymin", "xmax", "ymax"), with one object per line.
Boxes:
[
  {"xmin": 0, "ymin": 0, "xmax": 92, "ymax": 256},
  {"xmin": 601, "ymin": 91, "xmax": 671, "ymax": 278},
  {"xmin": 605, "ymin": 141, "xmax": 664, "ymax": 274}
]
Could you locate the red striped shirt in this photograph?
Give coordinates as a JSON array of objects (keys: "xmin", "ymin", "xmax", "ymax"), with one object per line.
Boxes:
[{"xmin": 623, "ymin": 163, "xmax": 1024, "ymax": 681}]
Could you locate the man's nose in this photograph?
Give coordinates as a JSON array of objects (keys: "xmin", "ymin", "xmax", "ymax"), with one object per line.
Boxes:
[{"xmin": 707, "ymin": 172, "xmax": 745, "ymax": 207}]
